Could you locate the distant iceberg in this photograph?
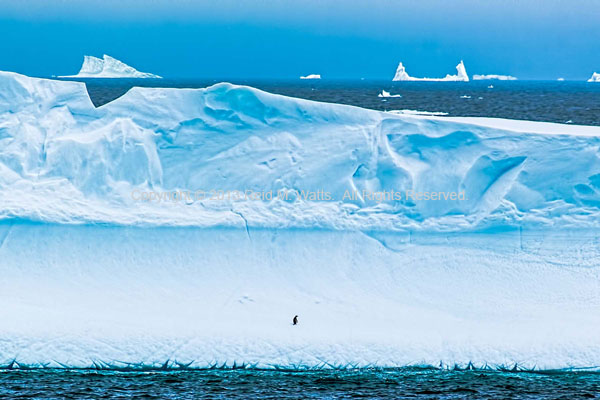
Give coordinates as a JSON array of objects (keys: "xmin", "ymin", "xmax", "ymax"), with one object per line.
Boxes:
[
  {"xmin": 386, "ymin": 109, "xmax": 449, "ymax": 116},
  {"xmin": 300, "ymin": 74, "xmax": 321, "ymax": 80},
  {"xmin": 588, "ymin": 72, "xmax": 600, "ymax": 82},
  {"xmin": 378, "ymin": 90, "xmax": 401, "ymax": 98},
  {"xmin": 557, "ymin": 78, "xmax": 565, "ymax": 81},
  {"xmin": 393, "ymin": 61, "xmax": 469, "ymax": 82},
  {"xmin": 473, "ymin": 74, "xmax": 517, "ymax": 81},
  {"xmin": 60, "ymin": 54, "xmax": 162, "ymax": 79}
]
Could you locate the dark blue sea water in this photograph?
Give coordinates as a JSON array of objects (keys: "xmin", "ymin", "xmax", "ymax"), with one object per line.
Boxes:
[
  {"xmin": 2, "ymin": 368, "xmax": 599, "ymax": 399},
  {"xmin": 76, "ymin": 78, "xmax": 600, "ymax": 126}
]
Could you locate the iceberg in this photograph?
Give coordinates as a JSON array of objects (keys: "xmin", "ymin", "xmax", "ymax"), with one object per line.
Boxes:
[
  {"xmin": 387, "ymin": 109, "xmax": 449, "ymax": 116},
  {"xmin": 588, "ymin": 72, "xmax": 600, "ymax": 82},
  {"xmin": 60, "ymin": 54, "xmax": 162, "ymax": 79},
  {"xmin": 393, "ymin": 61, "xmax": 469, "ymax": 81},
  {"xmin": 378, "ymin": 90, "xmax": 401, "ymax": 98},
  {"xmin": 473, "ymin": 74, "xmax": 517, "ymax": 81},
  {"xmin": 1, "ymin": 70, "xmax": 600, "ymax": 370},
  {"xmin": 300, "ymin": 74, "xmax": 321, "ymax": 79}
]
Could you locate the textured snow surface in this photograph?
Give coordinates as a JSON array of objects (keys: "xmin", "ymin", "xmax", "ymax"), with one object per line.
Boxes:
[
  {"xmin": 2, "ymin": 71, "xmax": 600, "ymax": 230},
  {"xmin": 588, "ymin": 72, "xmax": 600, "ymax": 82},
  {"xmin": 473, "ymin": 74, "xmax": 517, "ymax": 81},
  {"xmin": 393, "ymin": 61, "xmax": 469, "ymax": 81},
  {"xmin": 1, "ymin": 71, "xmax": 600, "ymax": 369},
  {"xmin": 60, "ymin": 54, "xmax": 162, "ymax": 79}
]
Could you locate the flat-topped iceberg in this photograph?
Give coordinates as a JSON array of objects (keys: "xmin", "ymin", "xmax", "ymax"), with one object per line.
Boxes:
[
  {"xmin": 1, "ymin": 71, "xmax": 600, "ymax": 370},
  {"xmin": 60, "ymin": 54, "xmax": 162, "ymax": 79},
  {"xmin": 588, "ymin": 72, "xmax": 600, "ymax": 82},
  {"xmin": 300, "ymin": 74, "xmax": 321, "ymax": 79},
  {"xmin": 473, "ymin": 74, "xmax": 517, "ymax": 81},
  {"xmin": 393, "ymin": 61, "xmax": 469, "ymax": 81}
]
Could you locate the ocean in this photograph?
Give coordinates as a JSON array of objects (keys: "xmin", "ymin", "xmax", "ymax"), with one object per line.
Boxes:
[
  {"xmin": 2, "ymin": 368, "xmax": 599, "ymax": 399},
  {"xmin": 80, "ymin": 79, "xmax": 600, "ymax": 126}
]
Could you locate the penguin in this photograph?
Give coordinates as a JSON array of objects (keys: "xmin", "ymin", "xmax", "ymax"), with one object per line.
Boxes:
[{"xmin": 293, "ymin": 315, "xmax": 298, "ymax": 325}]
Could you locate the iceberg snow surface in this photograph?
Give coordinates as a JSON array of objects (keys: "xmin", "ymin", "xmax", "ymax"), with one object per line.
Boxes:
[
  {"xmin": 393, "ymin": 61, "xmax": 469, "ymax": 81},
  {"xmin": 1, "ymin": 71, "xmax": 600, "ymax": 370},
  {"xmin": 60, "ymin": 54, "xmax": 162, "ymax": 79},
  {"xmin": 588, "ymin": 72, "xmax": 600, "ymax": 82}
]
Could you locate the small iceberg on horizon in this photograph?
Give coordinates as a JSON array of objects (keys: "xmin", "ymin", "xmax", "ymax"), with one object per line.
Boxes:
[
  {"xmin": 300, "ymin": 74, "xmax": 321, "ymax": 80},
  {"xmin": 386, "ymin": 109, "xmax": 449, "ymax": 116},
  {"xmin": 378, "ymin": 90, "xmax": 401, "ymax": 98},
  {"xmin": 392, "ymin": 61, "xmax": 469, "ymax": 82},
  {"xmin": 588, "ymin": 72, "xmax": 600, "ymax": 82},
  {"xmin": 60, "ymin": 54, "xmax": 162, "ymax": 79},
  {"xmin": 473, "ymin": 74, "xmax": 517, "ymax": 81}
]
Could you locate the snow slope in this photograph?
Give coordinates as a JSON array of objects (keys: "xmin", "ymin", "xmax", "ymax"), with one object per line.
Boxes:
[
  {"xmin": 393, "ymin": 61, "xmax": 469, "ymax": 81},
  {"xmin": 588, "ymin": 72, "xmax": 600, "ymax": 82},
  {"xmin": 473, "ymin": 74, "xmax": 517, "ymax": 81},
  {"xmin": 1, "ymin": 71, "xmax": 600, "ymax": 370},
  {"xmin": 60, "ymin": 54, "xmax": 162, "ymax": 78}
]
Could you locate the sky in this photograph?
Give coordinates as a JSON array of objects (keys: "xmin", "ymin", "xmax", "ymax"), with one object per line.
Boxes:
[{"xmin": 0, "ymin": 0, "xmax": 598, "ymax": 80}]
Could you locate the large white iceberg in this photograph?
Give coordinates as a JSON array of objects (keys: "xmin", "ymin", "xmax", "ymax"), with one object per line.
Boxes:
[
  {"xmin": 1, "ymin": 70, "xmax": 600, "ymax": 370},
  {"xmin": 473, "ymin": 74, "xmax": 517, "ymax": 81},
  {"xmin": 393, "ymin": 61, "xmax": 469, "ymax": 81},
  {"xmin": 60, "ymin": 54, "xmax": 162, "ymax": 79},
  {"xmin": 588, "ymin": 72, "xmax": 600, "ymax": 82}
]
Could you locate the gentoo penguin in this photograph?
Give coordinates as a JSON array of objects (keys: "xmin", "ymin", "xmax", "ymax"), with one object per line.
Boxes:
[{"xmin": 293, "ymin": 315, "xmax": 298, "ymax": 325}]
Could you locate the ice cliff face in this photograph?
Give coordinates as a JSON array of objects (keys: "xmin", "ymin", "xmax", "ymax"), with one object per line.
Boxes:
[
  {"xmin": 393, "ymin": 61, "xmax": 469, "ymax": 81},
  {"xmin": 588, "ymin": 72, "xmax": 600, "ymax": 82},
  {"xmin": 60, "ymin": 54, "xmax": 162, "ymax": 78}
]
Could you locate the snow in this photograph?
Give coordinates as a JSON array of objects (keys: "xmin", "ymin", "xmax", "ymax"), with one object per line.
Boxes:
[
  {"xmin": 473, "ymin": 74, "xmax": 517, "ymax": 80},
  {"xmin": 300, "ymin": 74, "xmax": 321, "ymax": 79},
  {"xmin": 1, "ymin": 70, "xmax": 600, "ymax": 370},
  {"xmin": 588, "ymin": 72, "xmax": 600, "ymax": 82},
  {"xmin": 60, "ymin": 54, "xmax": 162, "ymax": 79},
  {"xmin": 378, "ymin": 90, "xmax": 401, "ymax": 98},
  {"xmin": 393, "ymin": 61, "xmax": 469, "ymax": 82}
]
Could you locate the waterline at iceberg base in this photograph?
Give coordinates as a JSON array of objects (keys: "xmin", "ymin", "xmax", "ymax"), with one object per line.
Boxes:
[{"xmin": 1, "ymin": 71, "xmax": 600, "ymax": 370}]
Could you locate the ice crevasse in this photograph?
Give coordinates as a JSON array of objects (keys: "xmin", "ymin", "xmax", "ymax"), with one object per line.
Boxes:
[{"xmin": 0, "ymin": 71, "xmax": 599, "ymax": 370}]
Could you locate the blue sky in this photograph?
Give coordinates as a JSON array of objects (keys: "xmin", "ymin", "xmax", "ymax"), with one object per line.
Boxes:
[{"xmin": 0, "ymin": 0, "xmax": 598, "ymax": 80}]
